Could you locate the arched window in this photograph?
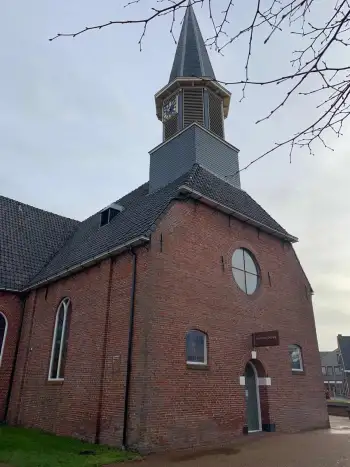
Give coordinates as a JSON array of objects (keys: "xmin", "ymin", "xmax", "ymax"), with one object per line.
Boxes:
[
  {"xmin": 49, "ymin": 298, "xmax": 71, "ymax": 380},
  {"xmin": 0, "ymin": 312, "xmax": 8, "ymax": 366},
  {"xmin": 232, "ymin": 248, "xmax": 260, "ymax": 295},
  {"xmin": 288, "ymin": 344, "xmax": 303, "ymax": 372},
  {"xmin": 186, "ymin": 330, "xmax": 207, "ymax": 365}
]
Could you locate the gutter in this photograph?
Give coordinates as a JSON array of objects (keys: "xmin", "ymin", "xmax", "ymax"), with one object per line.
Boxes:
[
  {"xmin": 23, "ymin": 236, "xmax": 149, "ymax": 292},
  {"xmin": 4, "ymin": 293, "xmax": 27, "ymax": 422},
  {"xmin": 122, "ymin": 249, "xmax": 137, "ymax": 449},
  {"xmin": 178, "ymin": 185, "xmax": 298, "ymax": 243},
  {"xmin": 0, "ymin": 287, "xmax": 21, "ymax": 293}
]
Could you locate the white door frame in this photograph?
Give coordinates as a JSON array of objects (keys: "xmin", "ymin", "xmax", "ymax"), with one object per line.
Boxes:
[{"xmin": 246, "ymin": 361, "xmax": 262, "ymax": 432}]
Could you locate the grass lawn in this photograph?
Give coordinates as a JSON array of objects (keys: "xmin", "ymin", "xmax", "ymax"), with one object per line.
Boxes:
[{"xmin": 0, "ymin": 426, "xmax": 139, "ymax": 467}]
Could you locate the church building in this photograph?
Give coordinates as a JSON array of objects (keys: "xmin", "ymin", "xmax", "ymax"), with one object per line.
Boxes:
[{"xmin": 0, "ymin": 3, "xmax": 328, "ymax": 453}]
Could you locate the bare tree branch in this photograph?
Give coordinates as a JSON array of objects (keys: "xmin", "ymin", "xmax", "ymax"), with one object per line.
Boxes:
[{"xmin": 50, "ymin": 0, "xmax": 350, "ymax": 175}]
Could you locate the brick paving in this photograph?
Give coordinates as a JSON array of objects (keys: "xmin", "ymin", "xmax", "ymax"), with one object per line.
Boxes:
[{"xmin": 126, "ymin": 417, "xmax": 350, "ymax": 467}]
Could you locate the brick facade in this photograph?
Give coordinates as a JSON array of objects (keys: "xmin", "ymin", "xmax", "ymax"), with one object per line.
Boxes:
[
  {"xmin": 0, "ymin": 291, "xmax": 22, "ymax": 421},
  {"xmin": 6, "ymin": 199, "xmax": 329, "ymax": 452}
]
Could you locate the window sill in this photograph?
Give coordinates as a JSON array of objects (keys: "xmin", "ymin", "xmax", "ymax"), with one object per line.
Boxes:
[
  {"xmin": 186, "ymin": 363, "xmax": 209, "ymax": 371},
  {"xmin": 47, "ymin": 379, "xmax": 64, "ymax": 385},
  {"xmin": 292, "ymin": 369, "xmax": 305, "ymax": 375}
]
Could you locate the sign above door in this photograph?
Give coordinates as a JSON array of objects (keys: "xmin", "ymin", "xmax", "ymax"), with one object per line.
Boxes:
[{"xmin": 252, "ymin": 330, "xmax": 279, "ymax": 348}]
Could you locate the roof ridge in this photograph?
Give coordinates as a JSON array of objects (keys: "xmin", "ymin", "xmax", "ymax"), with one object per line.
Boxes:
[{"xmin": 0, "ymin": 194, "xmax": 79, "ymax": 223}]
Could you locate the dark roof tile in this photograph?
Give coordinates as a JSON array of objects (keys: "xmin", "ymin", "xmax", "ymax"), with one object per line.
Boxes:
[
  {"xmin": 2, "ymin": 165, "xmax": 294, "ymax": 290},
  {"xmin": 28, "ymin": 171, "xmax": 192, "ymax": 287},
  {"xmin": 185, "ymin": 165, "xmax": 292, "ymax": 238},
  {"xmin": 0, "ymin": 196, "xmax": 79, "ymax": 290}
]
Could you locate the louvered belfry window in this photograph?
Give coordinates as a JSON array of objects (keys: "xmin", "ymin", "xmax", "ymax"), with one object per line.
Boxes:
[
  {"xmin": 164, "ymin": 114, "xmax": 179, "ymax": 140},
  {"xmin": 183, "ymin": 88, "xmax": 204, "ymax": 127},
  {"xmin": 209, "ymin": 91, "xmax": 224, "ymax": 138}
]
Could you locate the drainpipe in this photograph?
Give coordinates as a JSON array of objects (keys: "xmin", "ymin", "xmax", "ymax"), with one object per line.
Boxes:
[
  {"xmin": 95, "ymin": 258, "xmax": 114, "ymax": 444},
  {"xmin": 122, "ymin": 249, "xmax": 137, "ymax": 449},
  {"xmin": 4, "ymin": 293, "xmax": 27, "ymax": 422}
]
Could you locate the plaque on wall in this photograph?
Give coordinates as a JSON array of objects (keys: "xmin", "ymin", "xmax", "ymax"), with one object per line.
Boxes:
[{"xmin": 252, "ymin": 330, "xmax": 279, "ymax": 348}]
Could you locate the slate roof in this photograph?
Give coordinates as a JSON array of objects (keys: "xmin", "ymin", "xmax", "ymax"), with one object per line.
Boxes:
[
  {"xmin": 23, "ymin": 164, "xmax": 294, "ymax": 289},
  {"xmin": 1, "ymin": 165, "xmax": 295, "ymax": 291},
  {"xmin": 320, "ymin": 350, "xmax": 338, "ymax": 366},
  {"xmin": 0, "ymin": 195, "xmax": 79, "ymax": 291},
  {"xmin": 320, "ymin": 349, "xmax": 343, "ymax": 381},
  {"xmin": 169, "ymin": 3, "xmax": 215, "ymax": 82},
  {"xmin": 338, "ymin": 335, "xmax": 350, "ymax": 371},
  {"xmin": 184, "ymin": 165, "xmax": 291, "ymax": 238},
  {"xmin": 27, "ymin": 172, "xmax": 187, "ymax": 287}
]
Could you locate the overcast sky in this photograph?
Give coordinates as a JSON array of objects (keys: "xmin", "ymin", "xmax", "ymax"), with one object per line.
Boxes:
[{"xmin": 1, "ymin": 0, "xmax": 348, "ymax": 350}]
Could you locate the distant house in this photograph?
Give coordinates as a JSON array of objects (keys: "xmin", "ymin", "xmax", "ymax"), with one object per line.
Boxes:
[{"xmin": 320, "ymin": 334, "xmax": 350, "ymax": 398}]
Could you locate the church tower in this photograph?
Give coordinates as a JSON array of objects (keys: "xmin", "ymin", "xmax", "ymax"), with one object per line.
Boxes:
[{"xmin": 149, "ymin": 2, "xmax": 240, "ymax": 193}]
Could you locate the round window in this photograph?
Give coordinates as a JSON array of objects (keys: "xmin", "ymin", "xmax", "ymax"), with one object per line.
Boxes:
[{"xmin": 231, "ymin": 248, "xmax": 260, "ymax": 295}]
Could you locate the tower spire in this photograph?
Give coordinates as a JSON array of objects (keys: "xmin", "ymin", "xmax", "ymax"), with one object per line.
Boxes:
[
  {"xmin": 169, "ymin": 2, "xmax": 215, "ymax": 82},
  {"xmin": 151, "ymin": 0, "xmax": 238, "ymax": 194}
]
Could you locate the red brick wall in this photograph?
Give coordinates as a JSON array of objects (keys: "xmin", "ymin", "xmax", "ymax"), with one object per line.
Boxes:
[
  {"xmin": 0, "ymin": 292, "xmax": 22, "ymax": 421},
  {"xmin": 132, "ymin": 199, "xmax": 329, "ymax": 451},
  {"xmin": 8, "ymin": 198, "xmax": 329, "ymax": 452},
  {"xmin": 7, "ymin": 255, "xmax": 136, "ymax": 444}
]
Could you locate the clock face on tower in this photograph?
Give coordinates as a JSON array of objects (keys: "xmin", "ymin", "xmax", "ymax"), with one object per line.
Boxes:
[{"xmin": 162, "ymin": 96, "xmax": 178, "ymax": 122}]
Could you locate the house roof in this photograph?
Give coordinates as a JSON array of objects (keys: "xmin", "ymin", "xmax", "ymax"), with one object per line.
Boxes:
[
  {"xmin": 0, "ymin": 195, "xmax": 79, "ymax": 291},
  {"xmin": 1, "ymin": 165, "xmax": 295, "ymax": 291},
  {"xmin": 320, "ymin": 349, "xmax": 343, "ymax": 381},
  {"xmin": 169, "ymin": 3, "xmax": 215, "ymax": 82},
  {"xmin": 320, "ymin": 350, "xmax": 338, "ymax": 367},
  {"xmin": 338, "ymin": 335, "xmax": 350, "ymax": 371}
]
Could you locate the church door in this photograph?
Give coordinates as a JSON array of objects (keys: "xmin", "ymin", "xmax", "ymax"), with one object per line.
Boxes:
[{"xmin": 245, "ymin": 362, "xmax": 261, "ymax": 432}]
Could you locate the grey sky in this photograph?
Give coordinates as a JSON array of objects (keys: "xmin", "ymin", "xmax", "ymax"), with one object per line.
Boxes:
[{"xmin": 1, "ymin": 0, "xmax": 348, "ymax": 350}]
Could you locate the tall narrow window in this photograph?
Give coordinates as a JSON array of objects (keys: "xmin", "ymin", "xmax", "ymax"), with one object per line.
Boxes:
[
  {"xmin": 49, "ymin": 298, "xmax": 71, "ymax": 380},
  {"xmin": 186, "ymin": 330, "xmax": 207, "ymax": 365},
  {"xmin": 288, "ymin": 344, "xmax": 303, "ymax": 372},
  {"xmin": 0, "ymin": 312, "xmax": 8, "ymax": 366}
]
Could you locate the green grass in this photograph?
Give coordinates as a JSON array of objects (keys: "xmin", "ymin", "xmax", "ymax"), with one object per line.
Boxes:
[{"xmin": 0, "ymin": 426, "xmax": 139, "ymax": 467}]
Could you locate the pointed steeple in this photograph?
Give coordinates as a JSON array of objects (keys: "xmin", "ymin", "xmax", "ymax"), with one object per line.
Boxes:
[
  {"xmin": 150, "ymin": 2, "xmax": 239, "ymax": 194},
  {"xmin": 169, "ymin": 2, "xmax": 215, "ymax": 82}
]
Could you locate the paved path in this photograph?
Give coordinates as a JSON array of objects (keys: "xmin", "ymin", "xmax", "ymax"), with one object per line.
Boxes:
[{"xmin": 127, "ymin": 417, "xmax": 350, "ymax": 467}]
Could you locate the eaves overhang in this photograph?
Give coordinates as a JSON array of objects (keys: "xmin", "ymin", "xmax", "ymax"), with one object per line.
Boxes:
[
  {"xmin": 178, "ymin": 185, "xmax": 298, "ymax": 243},
  {"xmin": 23, "ymin": 235, "xmax": 150, "ymax": 292}
]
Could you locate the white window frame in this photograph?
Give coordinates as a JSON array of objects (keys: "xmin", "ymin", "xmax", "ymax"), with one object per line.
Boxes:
[
  {"xmin": 231, "ymin": 248, "xmax": 260, "ymax": 295},
  {"xmin": 0, "ymin": 312, "xmax": 8, "ymax": 368},
  {"xmin": 48, "ymin": 298, "xmax": 70, "ymax": 381},
  {"xmin": 186, "ymin": 330, "xmax": 208, "ymax": 365},
  {"xmin": 289, "ymin": 344, "xmax": 304, "ymax": 372}
]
